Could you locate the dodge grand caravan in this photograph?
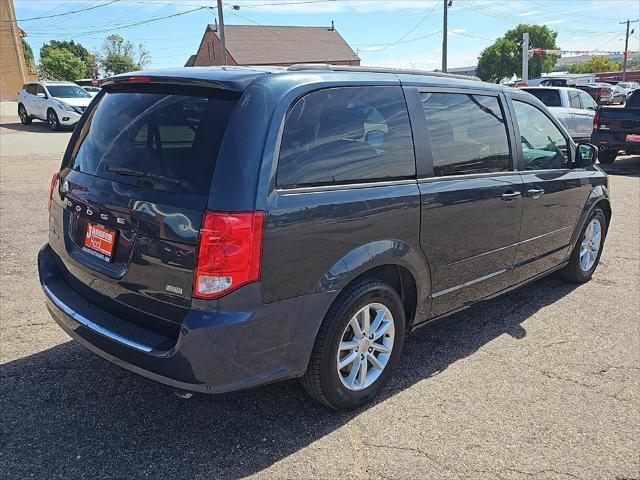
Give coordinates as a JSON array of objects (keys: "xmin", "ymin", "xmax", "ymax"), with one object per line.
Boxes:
[{"xmin": 39, "ymin": 65, "xmax": 610, "ymax": 410}]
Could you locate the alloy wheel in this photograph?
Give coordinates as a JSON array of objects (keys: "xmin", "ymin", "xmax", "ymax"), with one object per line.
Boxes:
[
  {"xmin": 336, "ymin": 302, "xmax": 395, "ymax": 391},
  {"xmin": 580, "ymin": 218, "xmax": 602, "ymax": 272},
  {"xmin": 48, "ymin": 111, "xmax": 59, "ymax": 130}
]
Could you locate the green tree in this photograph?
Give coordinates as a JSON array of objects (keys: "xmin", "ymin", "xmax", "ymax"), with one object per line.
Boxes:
[
  {"xmin": 40, "ymin": 48, "xmax": 87, "ymax": 81},
  {"xmin": 99, "ymin": 34, "xmax": 150, "ymax": 75},
  {"xmin": 40, "ymin": 40, "xmax": 95, "ymax": 78},
  {"xmin": 477, "ymin": 24, "xmax": 559, "ymax": 83},
  {"xmin": 567, "ymin": 56, "xmax": 622, "ymax": 73},
  {"xmin": 626, "ymin": 57, "xmax": 640, "ymax": 70},
  {"xmin": 21, "ymin": 38, "xmax": 34, "ymax": 67}
]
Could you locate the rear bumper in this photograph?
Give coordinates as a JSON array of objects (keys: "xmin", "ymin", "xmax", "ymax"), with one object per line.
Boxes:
[
  {"xmin": 39, "ymin": 244, "xmax": 333, "ymax": 393},
  {"xmin": 591, "ymin": 131, "xmax": 640, "ymax": 154}
]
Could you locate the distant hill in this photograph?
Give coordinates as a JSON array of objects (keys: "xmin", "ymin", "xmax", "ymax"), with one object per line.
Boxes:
[{"xmin": 555, "ymin": 52, "xmax": 640, "ymax": 70}]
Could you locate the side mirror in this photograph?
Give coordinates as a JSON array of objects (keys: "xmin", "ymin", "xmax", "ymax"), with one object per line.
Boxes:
[
  {"xmin": 575, "ymin": 143, "xmax": 597, "ymax": 167},
  {"xmin": 36, "ymin": 92, "xmax": 46, "ymax": 98}
]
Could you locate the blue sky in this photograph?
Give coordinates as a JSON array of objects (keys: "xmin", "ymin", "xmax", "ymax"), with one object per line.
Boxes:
[{"xmin": 14, "ymin": 0, "xmax": 640, "ymax": 71}]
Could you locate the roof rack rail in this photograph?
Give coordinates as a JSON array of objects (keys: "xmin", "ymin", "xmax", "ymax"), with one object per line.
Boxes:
[{"xmin": 287, "ymin": 63, "xmax": 481, "ymax": 81}]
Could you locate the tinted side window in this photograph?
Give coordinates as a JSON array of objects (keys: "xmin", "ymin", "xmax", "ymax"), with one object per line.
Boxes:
[
  {"xmin": 277, "ymin": 86, "xmax": 415, "ymax": 188},
  {"xmin": 578, "ymin": 91, "xmax": 597, "ymax": 110},
  {"xmin": 420, "ymin": 92, "xmax": 511, "ymax": 176},
  {"xmin": 568, "ymin": 90, "xmax": 582, "ymax": 109},
  {"xmin": 25, "ymin": 84, "xmax": 36, "ymax": 95},
  {"xmin": 36, "ymin": 85, "xmax": 46, "ymax": 96},
  {"xmin": 513, "ymin": 100, "xmax": 569, "ymax": 170}
]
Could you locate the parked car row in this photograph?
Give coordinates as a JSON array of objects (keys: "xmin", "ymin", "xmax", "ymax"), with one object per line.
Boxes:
[
  {"xmin": 521, "ymin": 85, "xmax": 639, "ymax": 164},
  {"xmin": 537, "ymin": 78, "xmax": 639, "ymax": 105},
  {"xmin": 17, "ymin": 81, "xmax": 100, "ymax": 130}
]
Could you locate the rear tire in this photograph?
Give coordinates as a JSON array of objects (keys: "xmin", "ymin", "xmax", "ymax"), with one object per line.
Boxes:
[
  {"xmin": 18, "ymin": 104, "xmax": 31, "ymax": 125},
  {"xmin": 47, "ymin": 109, "xmax": 60, "ymax": 131},
  {"xmin": 598, "ymin": 150, "xmax": 617, "ymax": 164},
  {"xmin": 559, "ymin": 208, "xmax": 607, "ymax": 283},
  {"xmin": 301, "ymin": 280, "xmax": 406, "ymax": 410}
]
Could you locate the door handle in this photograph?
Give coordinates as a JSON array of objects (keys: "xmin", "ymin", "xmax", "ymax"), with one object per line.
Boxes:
[
  {"xmin": 501, "ymin": 191, "xmax": 522, "ymax": 202},
  {"xmin": 527, "ymin": 188, "xmax": 545, "ymax": 199}
]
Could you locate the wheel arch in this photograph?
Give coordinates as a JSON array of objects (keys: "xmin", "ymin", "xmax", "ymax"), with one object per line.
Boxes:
[
  {"xmin": 313, "ymin": 240, "xmax": 432, "ymax": 330},
  {"xmin": 567, "ymin": 185, "xmax": 611, "ymax": 258}
]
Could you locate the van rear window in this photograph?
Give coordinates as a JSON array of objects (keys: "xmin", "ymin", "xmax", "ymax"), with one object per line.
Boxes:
[
  {"xmin": 68, "ymin": 85, "xmax": 238, "ymax": 195},
  {"xmin": 523, "ymin": 89, "xmax": 561, "ymax": 107}
]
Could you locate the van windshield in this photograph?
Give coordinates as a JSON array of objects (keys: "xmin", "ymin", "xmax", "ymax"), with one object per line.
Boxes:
[{"xmin": 68, "ymin": 85, "xmax": 238, "ymax": 195}]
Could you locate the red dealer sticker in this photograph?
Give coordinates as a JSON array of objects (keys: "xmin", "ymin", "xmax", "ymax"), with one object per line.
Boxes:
[
  {"xmin": 84, "ymin": 223, "xmax": 116, "ymax": 259},
  {"xmin": 626, "ymin": 134, "xmax": 640, "ymax": 142}
]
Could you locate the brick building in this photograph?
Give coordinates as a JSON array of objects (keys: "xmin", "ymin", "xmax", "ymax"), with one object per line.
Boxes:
[
  {"xmin": 0, "ymin": 0, "xmax": 36, "ymax": 101},
  {"xmin": 186, "ymin": 24, "xmax": 360, "ymax": 68}
]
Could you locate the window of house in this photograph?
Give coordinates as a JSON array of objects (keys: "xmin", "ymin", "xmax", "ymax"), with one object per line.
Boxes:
[
  {"xmin": 420, "ymin": 92, "xmax": 511, "ymax": 176},
  {"xmin": 513, "ymin": 100, "xmax": 569, "ymax": 170},
  {"xmin": 277, "ymin": 86, "xmax": 415, "ymax": 188},
  {"xmin": 207, "ymin": 42, "xmax": 215, "ymax": 60}
]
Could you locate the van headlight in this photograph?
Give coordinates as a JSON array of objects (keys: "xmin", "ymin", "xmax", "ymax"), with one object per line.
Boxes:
[{"xmin": 56, "ymin": 101, "xmax": 75, "ymax": 112}]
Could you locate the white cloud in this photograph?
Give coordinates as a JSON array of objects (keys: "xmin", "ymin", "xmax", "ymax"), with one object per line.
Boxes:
[
  {"xmin": 518, "ymin": 11, "xmax": 540, "ymax": 17},
  {"xmin": 537, "ymin": 19, "xmax": 567, "ymax": 26}
]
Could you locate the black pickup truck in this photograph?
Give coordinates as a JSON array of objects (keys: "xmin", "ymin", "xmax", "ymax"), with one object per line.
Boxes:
[{"xmin": 591, "ymin": 90, "xmax": 640, "ymax": 164}]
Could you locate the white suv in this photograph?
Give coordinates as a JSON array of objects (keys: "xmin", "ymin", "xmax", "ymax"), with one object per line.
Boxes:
[{"xmin": 17, "ymin": 81, "xmax": 93, "ymax": 131}]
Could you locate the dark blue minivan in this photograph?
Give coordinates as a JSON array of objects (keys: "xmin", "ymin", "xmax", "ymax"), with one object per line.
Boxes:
[{"xmin": 39, "ymin": 65, "xmax": 610, "ymax": 409}]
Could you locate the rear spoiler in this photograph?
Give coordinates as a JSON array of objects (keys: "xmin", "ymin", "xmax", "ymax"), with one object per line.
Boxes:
[{"xmin": 101, "ymin": 75, "xmax": 233, "ymax": 91}]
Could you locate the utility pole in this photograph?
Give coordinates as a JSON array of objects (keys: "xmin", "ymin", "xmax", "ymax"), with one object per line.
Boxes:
[
  {"xmin": 217, "ymin": 0, "xmax": 227, "ymax": 66},
  {"xmin": 522, "ymin": 32, "xmax": 529, "ymax": 84},
  {"xmin": 620, "ymin": 19, "xmax": 638, "ymax": 81},
  {"xmin": 442, "ymin": 0, "xmax": 450, "ymax": 72}
]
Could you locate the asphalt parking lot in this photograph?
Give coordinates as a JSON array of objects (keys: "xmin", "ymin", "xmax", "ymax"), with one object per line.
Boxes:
[{"xmin": 1, "ymin": 110, "xmax": 638, "ymax": 480}]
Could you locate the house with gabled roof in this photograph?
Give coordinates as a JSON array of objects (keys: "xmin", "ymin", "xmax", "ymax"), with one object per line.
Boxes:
[{"xmin": 186, "ymin": 23, "xmax": 360, "ymax": 67}]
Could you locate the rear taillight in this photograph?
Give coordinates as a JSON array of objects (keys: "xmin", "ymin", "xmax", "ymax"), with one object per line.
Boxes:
[
  {"xmin": 194, "ymin": 211, "xmax": 265, "ymax": 299},
  {"xmin": 593, "ymin": 109, "xmax": 600, "ymax": 130},
  {"xmin": 48, "ymin": 173, "xmax": 58, "ymax": 213}
]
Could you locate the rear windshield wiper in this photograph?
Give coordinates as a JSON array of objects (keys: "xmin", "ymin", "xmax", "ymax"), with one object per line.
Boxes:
[{"xmin": 105, "ymin": 166, "xmax": 181, "ymax": 184}]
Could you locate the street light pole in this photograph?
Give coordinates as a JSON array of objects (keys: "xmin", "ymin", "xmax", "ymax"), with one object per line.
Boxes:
[
  {"xmin": 620, "ymin": 19, "xmax": 638, "ymax": 82},
  {"xmin": 522, "ymin": 32, "xmax": 529, "ymax": 84},
  {"xmin": 217, "ymin": 0, "xmax": 227, "ymax": 66},
  {"xmin": 442, "ymin": 0, "xmax": 449, "ymax": 72}
]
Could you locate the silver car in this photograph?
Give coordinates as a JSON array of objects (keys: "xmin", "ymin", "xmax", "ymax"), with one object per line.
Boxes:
[{"xmin": 521, "ymin": 86, "xmax": 597, "ymax": 143}]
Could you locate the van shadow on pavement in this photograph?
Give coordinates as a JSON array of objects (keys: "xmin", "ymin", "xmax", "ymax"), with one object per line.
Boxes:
[{"xmin": 0, "ymin": 275, "xmax": 578, "ymax": 479}]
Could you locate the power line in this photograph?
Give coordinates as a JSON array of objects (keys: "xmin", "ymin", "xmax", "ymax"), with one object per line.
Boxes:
[
  {"xmin": 26, "ymin": 6, "xmax": 208, "ymax": 38},
  {"xmin": 227, "ymin": 0, "xmax": 337, "ymax": 7},
  {"xmin": 364, "ymin": 1, "xmax": 440, "ymax": 53},
  {"xmin": 9, "ymin": 1, "xmax": 121, "ymax": 22}
]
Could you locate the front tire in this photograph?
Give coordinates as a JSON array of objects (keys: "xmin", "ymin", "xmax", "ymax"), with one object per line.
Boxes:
[
  {"xmin": 47, "ymin": 109, "xmax": 60, "ymax": 131},
  {"xmin": 559, "ymin": 207, "xmax": 607, "ymax": 283},
  {"xmin": 301, "ymin": 280, "xmax": 406, "ymax": 410},
  {"xmin": 18, "ymin": 104, "xmax": 31, "ymax": 125},
  {"xmin": 598, "ymin": 150, "xmax": 617, "ymax": 164}
]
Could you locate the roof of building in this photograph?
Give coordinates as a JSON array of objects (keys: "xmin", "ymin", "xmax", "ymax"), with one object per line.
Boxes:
[
  {"xmin": 184, "ymin": 55, "xmax": 196, "ymax": 67},
  {"xmin": 207, "ymin": 24, "xmax": 360, "ymax": 65}
]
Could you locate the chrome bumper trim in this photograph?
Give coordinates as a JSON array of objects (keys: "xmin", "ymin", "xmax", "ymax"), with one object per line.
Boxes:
[{"xmin": 43, "ymin": 284, "xmax": 154, "ymax": 353}]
